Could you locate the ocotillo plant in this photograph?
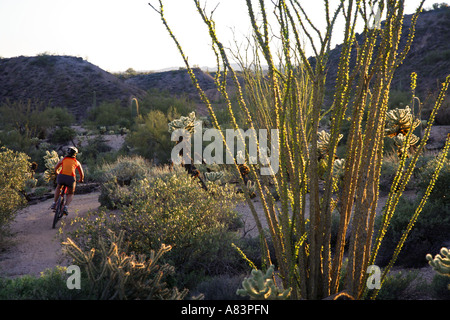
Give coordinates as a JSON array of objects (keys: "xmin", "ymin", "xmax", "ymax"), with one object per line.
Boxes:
[{"xmin": 150, "ymin": 0, "xmax": 450, "ymax": 299}]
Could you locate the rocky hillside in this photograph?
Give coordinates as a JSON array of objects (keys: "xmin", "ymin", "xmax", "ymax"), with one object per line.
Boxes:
[
  {"xmin": 0, "ymin": 55, "xmax": 145, "ymax": 120},
  {"xmin": 324, "ymin": 6, "xmax": 450, "ymax": 97},
  {"xmin": 124, "ymin": 68, "xmax": 217, "ymax": 101},
  {"xmin": 0, "ymin": 7, "xmax": 448, "ymax": 122}
]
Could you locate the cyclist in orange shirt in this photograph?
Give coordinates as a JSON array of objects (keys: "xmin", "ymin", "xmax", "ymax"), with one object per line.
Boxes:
[{"xmin": 50, "ymin": 147, "xmax": 84, "ymax": 215}]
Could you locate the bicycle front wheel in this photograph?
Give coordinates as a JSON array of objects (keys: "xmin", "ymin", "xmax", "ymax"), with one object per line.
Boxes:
[{"xmin": 52, "ymin": 196, "xmax": 64, "ymax": 229}]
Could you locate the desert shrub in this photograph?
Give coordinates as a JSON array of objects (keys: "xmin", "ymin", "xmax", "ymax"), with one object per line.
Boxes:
[
  {"xmin": 379, "ymin": 152, "xmax": 400, "ymax": 193},
  {"xmin": 379, "ymin": 151, "xmax": 434, "ymax": 193},
  {"xmin": 95, "ymin": 155, "xmax": 152, "ymax": 207},
  {"xmin": 375, "ymin": 197, "xmax": 450, "ymax": 267},
  {"xmin": 86, "ymin": 100, "xmax": 133, "ymax": 129},
  {"xmin": 435, "ymin": 98, "xmax": 450, "ymax": 125},
  {"xmin": 374, "ymin": 154, "xmax": 450, "ymax": 268},
  {"xmin": 375, "ymin": 270, "xmax": 423, "ymax": 300},
  {"xmin": 139, "ymin": 88, "xmax": 196, "ymax": 116},
  {"xmin": 0, "ymin": 147, "xmax": 31, "ymax": 234},
  {"xmin": 49, "ymin": 126, "xmax": 77, "ymax": 144},
  {"xmin": 76, "ymin": 136, "xmax": 117, "ymax": 180},
  {"xmin": 388, "ymin": 90, "xmax": 411, "ymax": 110},
  {"xmin": 430, "ymin": 274, "xmax": 450, "ymax": 299},
  {"xmin": 0, "ymin": 267, "xmax": 88, "ymax": 300},
  {"xmin": 417, "ymin": 154, "xmax": 450, "ymax": 203},
  {"xmin": 98, "ymin": 155, "xmax": 151, "ymax": 187},
  {"xmin": 0, "ymin": 100, "xmax": 74, "ymax": 140},
  {"xmin": 125, "ymin": 110, "xmax": 175, "ymax": 163},
  {"xmin": 193, "ymin": 274, "xmax": 248, "ymax": 300},
  {"xmin": 70, "ymin": 159, "xmax": 245, "ymax": 288},
  {"xmin": 0, "ymin": 130, "xmax": 34, "ymax": 152},
  {"xmin": 62, "ymin": 230, "xmax": 188, "ymax": 300},
  {"xmin": 123, "ymin": 89, "xmax": 197, "ymax": 164}
]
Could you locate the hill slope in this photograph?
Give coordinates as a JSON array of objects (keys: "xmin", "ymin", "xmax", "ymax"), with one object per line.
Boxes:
[
  {"xmin": 324, "ymin": 7, "xmax": 450, "ymax": 97},
  {"xmin": 0, "ymin": 8, "xmax": 448, "ymax": 122},
  {"xmin": 0, "ymin": 55, "xmax": 145, "ymax": 119}
]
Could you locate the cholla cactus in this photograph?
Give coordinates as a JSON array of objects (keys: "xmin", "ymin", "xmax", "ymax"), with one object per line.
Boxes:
[
  {"xmin": 246, "ymin": 179, "xmax": 256, "ymax": 198},
  {"xmin": 392, "ymin": 132, "xmax": 420, "ymax": 157},
  {"xmin": 333, "ymin": 158, "xmax": 346, "ymax": 179},
  {"xmin": 62, "ymin": 229, "xmax": 189, "ymax": 300},
  {"xmin": 43, "ymin": 150, "xmax": 61, "ymax": 183},
  {"xmin": 236, "ymin": 265, "xmax": 291, "ymax": 300},
  {"xmin": 385, "ymin": 106, "xmax": 421, "ymax": 137},
  {"xmin": 426, "ymin": 247, "xmax": 450, "ymax": 284},
  {"xmin": 317, "ymin": 130, "xmax": 343, "ymax": 160},
  {"xmin": 204, "ymin": 171, "xmax": 224, "ymax": 183},
  {"xmin": 385, "ymin": 106, "xmax": 421, "ymax": 157},
  {"xmin": 168, "ymin": 111, "xmax": 198, "ymax": 134}
]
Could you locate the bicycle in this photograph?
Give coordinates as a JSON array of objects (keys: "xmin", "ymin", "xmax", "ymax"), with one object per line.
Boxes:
[{"xmin": 52, "ymin": 185, "xmax": 67, "ymax": 229}]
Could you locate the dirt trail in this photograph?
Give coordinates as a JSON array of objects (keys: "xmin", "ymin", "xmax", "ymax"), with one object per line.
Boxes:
[{"xmin": 0, "ymin": 192, "xmax": 101, "ymax": 278}]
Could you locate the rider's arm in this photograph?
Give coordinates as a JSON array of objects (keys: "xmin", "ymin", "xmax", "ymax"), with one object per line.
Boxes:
[
  {"xmin": 54, "ymin": 158, "xmax": 63, "ymax": 174},
  {"xmin": 77, "ymin": 162, "xmax": 84, "ymax": 182}
]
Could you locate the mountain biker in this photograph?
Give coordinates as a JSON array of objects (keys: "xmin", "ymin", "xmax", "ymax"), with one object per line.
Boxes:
[{"xmin": 50, "ymin": 146, "xmax": 84, "ymax": 215}]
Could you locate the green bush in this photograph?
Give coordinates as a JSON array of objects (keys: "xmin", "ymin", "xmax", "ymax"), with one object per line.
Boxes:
[
  {"xmin": 375, "ymin": 270, "xmax": 423, "ymax": 300},
  {"xmin": 80, "ymin": 136, "xmax": 113, "ymax": 158},
  {"xmin": 0, "ymin": 267, "xmax": 87, "ymax": 300},
  {"xmin": 417, "ymin": 155, "xmax": 450, "ymax": 203},
  {"xmin": 125, "ymin": 110, "xmax": 175, "ymax": 163},
  {"xmin": 0, "ymin": 147, "xmax": 31, "ymax": 234},
  {"xmin": 376, "ymin": 197, "xmax": 450, "ymax": 267},
  {"xmin": 49, "ymin": 126, "xmax": 77, "ymax": 144},
  {"xmin": 69, "ymin": 158, "xmax": 245, "ymax": 288},
  {"xmin": 139, "ymin": 88, "xmax": 196, "ymax": 116},
  {"xmin": 86, "ymin": 100, "xmax": 133, "ymax": 129},
  {"xmin": 430, "ymin": 274, "xmax": 450, "ymax": 299},
  {"xmin": 97, "ymin": 155, "xmax": 151, "ymax": 188},
  {"xmin": 0, "ymin": 100, "xmax": 74, "ymax": 140}
]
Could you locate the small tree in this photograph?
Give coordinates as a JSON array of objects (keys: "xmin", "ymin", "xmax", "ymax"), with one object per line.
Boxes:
[{"xmin": 0, "ymin": 147, "xmax": 31, "ymax": 233}]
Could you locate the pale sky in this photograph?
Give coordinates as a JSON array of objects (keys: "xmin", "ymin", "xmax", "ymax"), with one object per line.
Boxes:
[{"xmin": 0, "ymin": 0, "xmax": 445, "ymax": 72}]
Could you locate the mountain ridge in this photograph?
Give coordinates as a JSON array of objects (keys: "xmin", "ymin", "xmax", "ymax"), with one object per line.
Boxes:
[{"xmin": 0, "ymin": 7, "xmax": 448, "ymax": 121}]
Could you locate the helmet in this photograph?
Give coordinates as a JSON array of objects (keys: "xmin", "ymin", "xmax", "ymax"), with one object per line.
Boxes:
[{"xmin": 67, "ymin": 146, "xmax": 78, "ymax": 157}]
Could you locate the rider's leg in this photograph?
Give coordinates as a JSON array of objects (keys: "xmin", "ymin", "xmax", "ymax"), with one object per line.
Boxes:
[
  {"xmin": 64, "ymin": 187, "xmax": 74, "ymax": 214},
  {"xmin": 53, "ymin": 184, "xmax": 62, "ymax": 202},
  {"xmin": 51, "ymin": 185, "xmax": 62, "ymax": 209},
  {"xmin": 65, "ymin": 193, "xmax": 74, "ymax": 206}
]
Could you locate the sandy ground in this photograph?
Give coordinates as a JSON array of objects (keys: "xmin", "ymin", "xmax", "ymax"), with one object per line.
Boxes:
[{"xmin": 0, "ymin": 192, "xmax": 101, "ymax": 278}]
